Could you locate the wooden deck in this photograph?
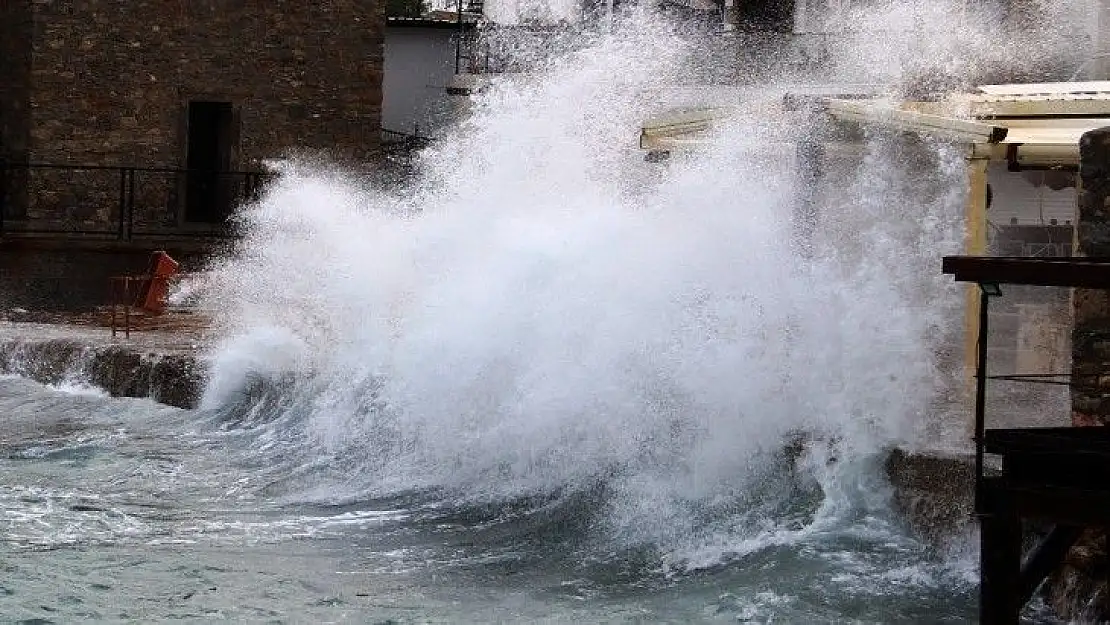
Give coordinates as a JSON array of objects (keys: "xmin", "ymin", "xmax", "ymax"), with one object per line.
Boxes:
[{"xmin": 943, "ymin": 256, "xmax": 1110, "ymax": 623}]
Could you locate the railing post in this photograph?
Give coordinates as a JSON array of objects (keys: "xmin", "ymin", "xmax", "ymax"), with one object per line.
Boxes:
[
  {"xmin": 974, "ymin": 284, "xmax": 991, "ymax": 514},
  {"xmin": 244, "ymin": 172, "xmax": 255, "ymax": 202},
  {"xmin": 124, "ymin": 276, "xmax": 131, "ymax": 339},
  {"xmin": 110, "ymin": 277, "xmax": 118, "ymax": 338}
]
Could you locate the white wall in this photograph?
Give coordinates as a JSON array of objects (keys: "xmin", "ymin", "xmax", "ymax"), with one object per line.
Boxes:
[
  {"xmin": 382, "ymin": 27, "xmax": 459, "ymax": 138},
  {"xmin": 988, "ymin": 165, "xmax": 1077, "ymax": 229}
]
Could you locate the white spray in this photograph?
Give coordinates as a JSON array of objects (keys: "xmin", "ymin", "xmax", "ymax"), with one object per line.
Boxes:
[{"xmin": 194, "ymin": 2, "xmax": 1090, "ymax": 564}]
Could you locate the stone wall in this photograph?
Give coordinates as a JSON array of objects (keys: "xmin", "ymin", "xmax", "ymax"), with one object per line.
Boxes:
[
  {"xmin": 4, "ymin": 0, "xmax": 383, "ymax": 230},
  {"xmin": 1073, "ymin": 127, "xmax": 1110, "ymax": 425},
  {"xmin": 27, "ymin": 1, "xmax": 383, "ymax": 166},
  {"xmin": 1047, "ymin": 125, "xmax": 1110, "ymax": 623}
]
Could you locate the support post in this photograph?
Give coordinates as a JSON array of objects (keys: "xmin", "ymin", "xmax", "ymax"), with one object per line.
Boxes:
[
  {"xmin": 974, "ymin": 285, "xmax": 991, "ymax": 513},
  {"xmin": 454, "ymin": 0, "xmax": 464, "ymax": 74},
  {"xmin": 964, "ymin": 157, "xmax": 990, "ymax": 431},
  {"xmin": 1018, "ymin": 525, "xmax": 1082, "ymax": 606},
  {"xmin": 980, "ymin": 490, "xmax": 1023, "ymax": 625}
]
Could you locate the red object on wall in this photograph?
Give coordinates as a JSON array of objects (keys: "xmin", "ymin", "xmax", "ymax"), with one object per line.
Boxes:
[{"xmin": 141, "ymin": 251, "xmax": 180, "ymax": 314}]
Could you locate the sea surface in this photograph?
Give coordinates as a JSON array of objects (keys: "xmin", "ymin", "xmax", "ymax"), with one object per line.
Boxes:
[{"xmin": 0, "ymin": 374, "xmax": 991, "ymax": 623}]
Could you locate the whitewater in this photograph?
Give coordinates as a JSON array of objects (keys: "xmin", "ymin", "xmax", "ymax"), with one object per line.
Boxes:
[{"xmin": 0, "ymin": 2, "xmax": 1092, "ymax": 622}]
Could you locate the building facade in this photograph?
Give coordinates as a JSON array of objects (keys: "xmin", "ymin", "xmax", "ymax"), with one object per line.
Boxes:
[{"xmin": 0, "ymin": 1, "xmax": 384, "ymax": 232}]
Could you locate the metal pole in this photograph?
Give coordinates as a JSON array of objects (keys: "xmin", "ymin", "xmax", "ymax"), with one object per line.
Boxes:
[
  {"xmin": 974, "ymin": 285, "xmax": 990, "ymax": 513},
  {"xmin": 455, "ymin": 0, "xmax": 464, "ymax": 73}
]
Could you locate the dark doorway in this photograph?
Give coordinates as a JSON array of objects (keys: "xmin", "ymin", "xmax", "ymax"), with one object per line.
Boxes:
[
  {"xmin": 737, "ymin": 0, "xmax": 794, "ymax": 31},
  {"xmin": 185, "ymin": 101, "xmax": 235, "ymax": 223}
]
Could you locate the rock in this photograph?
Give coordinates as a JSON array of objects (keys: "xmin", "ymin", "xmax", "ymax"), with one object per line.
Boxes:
[{"xmin": 885, "ymin": 448, "xmax": 976, "ymax": 545}]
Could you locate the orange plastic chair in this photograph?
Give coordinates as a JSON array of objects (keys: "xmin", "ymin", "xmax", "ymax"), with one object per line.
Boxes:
[{"xmin": 140, "ymin": 251, "xmax": 180, "ymax": 314}]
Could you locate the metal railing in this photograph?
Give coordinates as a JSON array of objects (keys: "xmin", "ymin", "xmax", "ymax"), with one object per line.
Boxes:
[
  {"xmin": 106, "ymin": 272, "xmax": 194, "ymax": 338},
  {"xmin": 382, "ymin": 127, "xmax": 432, "ymax": 148},
  {"xmin": 108, "ymin": 275, "xmax": 141, "ymax": 338},
  {"xmin": 0, "ymin": 161, "xmax": 272, "ymax": 241}
]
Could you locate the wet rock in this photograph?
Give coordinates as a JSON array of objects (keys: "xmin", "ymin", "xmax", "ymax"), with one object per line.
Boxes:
[
  {"xmin": 1046, "ymin": 530, "xmax": 1110, "ymax": 622},
  {"xmin": 884, "ymin": 448, "xmax": 975, "ymax": 545},
  {"xmin": 0, "ymin": 336, "xmax": 204, "ymax": 409}
]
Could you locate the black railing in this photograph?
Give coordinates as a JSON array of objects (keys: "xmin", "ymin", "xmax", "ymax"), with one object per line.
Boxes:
[
  {"xmin": 381, "ymin": 127, "xmax": 432, "ymax": 148},
  {"xmin": 0, "ymin": 162, "xmax": 272, "ymax": 241}
]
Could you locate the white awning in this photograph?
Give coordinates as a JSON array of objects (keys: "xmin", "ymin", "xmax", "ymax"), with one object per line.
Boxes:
[
  {"xmin": 969, "ymin": 118, "xmax": 1110, "ymax": 167},
  {"xmin": 637, "ymin": 82, "xmax": 1110, "ymax": 166},
  {"xmin": 639, "ymin": 107, "xmax": 733, "ymax": 151},
  {"xmin": 823, "ymin": 98, "xmax": 1008, "ymax": 144},
  {"xmin": 822, "ymin": 96, "xmax": 1110, "ymax": 167},
  {"xmin": 969, "ymin": 81, "xmax": 1110, "ymax": 118},
  {"xmin": 976, "ymin": 81, "xmax": 1110, "ymax": 97}
]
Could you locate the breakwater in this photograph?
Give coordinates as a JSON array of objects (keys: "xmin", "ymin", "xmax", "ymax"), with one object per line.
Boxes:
[{"xmin": 0, "ymin": 320, "xmax": 205, "ymax": 408}]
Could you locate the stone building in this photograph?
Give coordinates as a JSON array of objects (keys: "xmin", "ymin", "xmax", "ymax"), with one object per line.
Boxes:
[
  {"xmin": 0, "ymin": 1, "xmax": 385, "ymax": 310},
  {"xmin": 0, "ymin": 0, "xmax": 384, "ymax": 231}
]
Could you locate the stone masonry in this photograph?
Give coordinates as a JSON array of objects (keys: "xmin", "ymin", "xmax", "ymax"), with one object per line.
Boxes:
[
  {"xmin": 1073, "ymin": 127, "xmax": 1110, "ymax": 426},
  {"xmin": 0, "ymin": 0, "xmax": 384, "ymax": 230},
  {"xmin": 1050, "ymin": 125, "xmax": 1110, "ymax": 624}
]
